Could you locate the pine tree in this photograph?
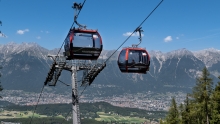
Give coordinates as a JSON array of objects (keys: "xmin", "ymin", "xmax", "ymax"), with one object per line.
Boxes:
[
  {"xmin": 179, "ymin": 103, "xmax": 184, "ymax": 124},
  {"xmin": 190, "ymin": 67, "xmax": 213, "ymax": 124},
  {"xmin": 165, "ymin": 97, "xmax": 179, "ymax": 124},
  {"xmin": 180, "ymin": 93, "xmax": 197, "ymax": 124},
  {"xmin": 159, "ymin": 119, "xmax": 164, "ymax": 124},
  {"xmin": 210, "ymin": 76, "xmax": 220, "ymax": 123}
]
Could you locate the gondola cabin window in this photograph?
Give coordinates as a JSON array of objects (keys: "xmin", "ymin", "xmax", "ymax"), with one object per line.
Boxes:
[
  {"xmin": 73, "ymin": 33, "xmax": 101, "ymax": 48},
  {"xmin": 118, "ymin": 50, "xmax": 126, "ymax": 64},
  {"xmin": 64, "ymin": 34, "xmax": 71, "ymax": 56},
  {"xmin": 128, "ymin": 50, "xmax": 148, "ymax": 64}
]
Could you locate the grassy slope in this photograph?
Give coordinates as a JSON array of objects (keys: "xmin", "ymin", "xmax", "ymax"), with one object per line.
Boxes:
[{"xmin": 95, "ymin": 112, "xmax": 148, "ymax": 123}]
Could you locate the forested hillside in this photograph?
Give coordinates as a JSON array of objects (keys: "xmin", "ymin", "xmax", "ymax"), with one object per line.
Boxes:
[{"xmin": 161, "ymin": 68, "xmax": 220, "ymax": 124}]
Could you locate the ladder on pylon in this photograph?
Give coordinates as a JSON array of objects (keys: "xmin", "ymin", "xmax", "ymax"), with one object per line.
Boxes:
[
  {"xmin": 74, "ymin": 70, "xmax": 81, "ymax": 124},
  {"xmin": 76, "ymin": 105, "xmax": 80, "ymax": 124}
]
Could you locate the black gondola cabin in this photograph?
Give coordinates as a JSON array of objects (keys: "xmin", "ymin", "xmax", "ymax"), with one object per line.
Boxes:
[
  {"xmin": 64, "ymin": 28, "xmax": 103, "ymax": 60},
  {"xmin": 118, "ymin": 47, "xmax": 150, "ymax": 74}
]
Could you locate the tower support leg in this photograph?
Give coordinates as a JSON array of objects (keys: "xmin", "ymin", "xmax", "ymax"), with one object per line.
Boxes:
[{"xmin": 71, "ymin": 66, "xmax": 80, "ymax": 124}]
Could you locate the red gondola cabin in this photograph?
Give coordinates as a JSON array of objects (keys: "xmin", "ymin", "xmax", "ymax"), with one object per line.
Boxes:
[
  {"xmin": 64, "ymin": 28, "xmax": 103, "ymax": 60},
  {"xmin": 118, "ymin": 47, "xmax": 150, "ymax": 74}
]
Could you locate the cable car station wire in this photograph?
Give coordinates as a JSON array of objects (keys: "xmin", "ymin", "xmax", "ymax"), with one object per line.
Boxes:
[
  {"xmin": 29, "ymin": 0, "xmax": 164, "ymax": 123},
  {"xmin": 56, "ymin": 0, "xmax": 87, "ymax": 59},
  {"xmin": 29, "ymin": 85, "xmax": 45, "ymax": 124},
  {"xmin": 105, "ymin": 0, "xmax": 164, "ymax": 63},
  {"xmin": 29, "ymin": 1, "xmax": 88, "ymax": 123}
]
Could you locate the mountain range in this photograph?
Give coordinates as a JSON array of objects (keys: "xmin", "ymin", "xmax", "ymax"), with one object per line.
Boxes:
[{"xmin": 0, "ymin": 42, "xmax": 220, "ymax": 96}]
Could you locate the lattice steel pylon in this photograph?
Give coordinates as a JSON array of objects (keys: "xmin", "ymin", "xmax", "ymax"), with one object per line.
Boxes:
[{"xmin": 44, "ymin": 55, "xmax": 106, "ymax": 124}]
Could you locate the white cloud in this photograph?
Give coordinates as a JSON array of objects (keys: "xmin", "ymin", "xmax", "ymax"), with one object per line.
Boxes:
[
  {"xmin": 41, "ymin": 30, "xmax": 49, "ymax": 34},
  {"xmin": 123, "ymin": 32, "xmax": 136, "ymax": 36},
  {"xmin": 164, "ymin": 36, "xmax": 172, "ymax": 42},
  {"xmin": 36, "ymin": 36, "xmax": 41, "ymax": 39},
  {"xmin": 17, "ymin": 29, "xmax": 29, "ymax": 35},
  {"xmin": 123, "ymin": 32, "xmax": 144, "ymax": 37},
  {"xmin": 0, "ymin": 33, "xmax": 7, "ymax": 38},
  {"xmin": 176, "ymin": 37, "xmax": 179, "ymax": 40}
]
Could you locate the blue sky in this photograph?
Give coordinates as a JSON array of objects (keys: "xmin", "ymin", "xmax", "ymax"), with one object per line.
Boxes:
[{"xmin": 0, "ymin": 0, "xmax": 220, "ymax": 52}]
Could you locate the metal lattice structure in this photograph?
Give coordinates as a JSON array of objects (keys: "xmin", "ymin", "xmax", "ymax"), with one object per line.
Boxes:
[{"xmin": 44, "ymin": 55, "xmax": 106, "ymax": 124}]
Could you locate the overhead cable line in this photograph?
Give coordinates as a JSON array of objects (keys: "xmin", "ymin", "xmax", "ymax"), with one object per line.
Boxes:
[
  {"xmin": 32, "ymin": 1, "xmax": 87, "ymax": 123},
  {"xmin": 59, "ymin": 1, "xmax": 164, "ymax": 121},
  {"xmin": 105, "ymin": 0, "xmax": 164, "ymax": 63},
  {"xmin": 29, "ymin": 85, "xmax": 45, "ymax": 124},
  {"xmin": 56, "ymin": 0, "xmax": 86, "ymax": 58},
  {"xmin": 60, "ymin": 84, "xmax": 88, "ymax": 124},
  {"xmin": 36, "ymin": 0, "xmax": 163, "ymax": 123},
  {"xmin": 61, "ymin": 108, "xmax": 72, "ymax": 124}
]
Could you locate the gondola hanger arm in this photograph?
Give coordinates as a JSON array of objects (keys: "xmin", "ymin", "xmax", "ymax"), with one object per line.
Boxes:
[
  {"xmin": 73, "ymin": 2, "xmax": 86, "ymax": 29},
  {"xmin": 132, "ymin": 27, "xmax": 144, "ymax": 47}
]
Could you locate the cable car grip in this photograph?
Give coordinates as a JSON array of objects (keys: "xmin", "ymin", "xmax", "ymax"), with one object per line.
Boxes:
[
  {"xmin": 73, "ymin": 2, "xmax": 86, "ymax": 29},
  {"xmin": 132, "ymin": 27, "xmax": 144, "ymax": 47}
]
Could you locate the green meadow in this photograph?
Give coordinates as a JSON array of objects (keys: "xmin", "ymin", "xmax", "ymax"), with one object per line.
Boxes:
[{"xmin": 95, "ymin": 112, "xmax": 148, "ymax": 123}]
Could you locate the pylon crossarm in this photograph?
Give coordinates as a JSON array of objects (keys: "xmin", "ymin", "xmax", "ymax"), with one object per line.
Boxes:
[
  {"xmin": 81, "ymin": 63, "xmax": 106, "ymax": 86},
  {"xmin": 44, "ymin": 55, "xmax": 67, "ymax": 86}
]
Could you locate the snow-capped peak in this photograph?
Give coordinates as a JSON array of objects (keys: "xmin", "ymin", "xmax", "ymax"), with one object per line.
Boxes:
[
  {"xmin": 166, "ymin": 48, "xmax": 194, "ymax": 59},
  {"xmin": 0, "ymin": 42, "xmax": 50, "ymax": 60},
  {"xmin": 193, "ymin": 48, "xmax": 220, "ymax": 67},
  {"xmin": 149, "ymin": 50, "xmax": 166, "ymax": 61}
]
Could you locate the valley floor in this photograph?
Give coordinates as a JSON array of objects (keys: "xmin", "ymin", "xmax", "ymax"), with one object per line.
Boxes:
[
  {"xmin": 0, "ymin": 102, "xmax": 166, "ymax": 124},
  {"xmin": 0, "ymin": 90, "xmax": 186, "ymax": 111}
]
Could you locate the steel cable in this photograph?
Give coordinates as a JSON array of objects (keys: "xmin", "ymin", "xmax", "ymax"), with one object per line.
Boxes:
[
  {"xmin": 60, "ymin": 84, "xmax": 88, "ymax": 124},
  {"xmin": 105, "ymin": 0, "xmax": 164, "ymax": 63},
  {"xmin": 56, "ymin": 0, "xmax": 87, "ymax": 59},
  {"xmin": 29, "ymin": 85, "xmax": 45, "ymax": 124}
]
